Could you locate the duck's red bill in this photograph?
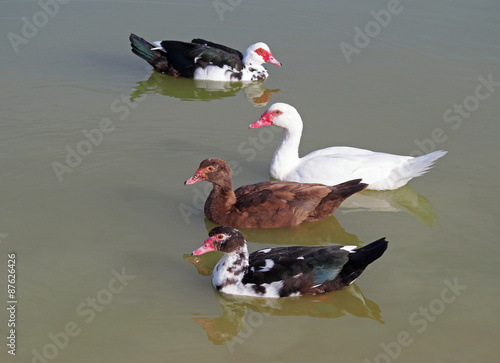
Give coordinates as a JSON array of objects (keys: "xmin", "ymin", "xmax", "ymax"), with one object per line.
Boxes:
[
  {"xmin": 185, "ymin": 170, "xmax": 205, "ymax": 185},
  {"xmin": 249, "ymin": 112, "xmax": 273, "ymax": 128},
  {"xmin": 191, "ymin": 238, "xmax": 216, "ymax": 256},
  {"xmin": 267, "ymin": 57, "xmax": 282, "ymax": 66}
]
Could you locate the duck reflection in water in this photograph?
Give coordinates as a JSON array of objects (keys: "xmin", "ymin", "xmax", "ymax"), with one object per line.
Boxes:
[
  {"xmin": 130, "ymin": 71, "xmax": 280, "ymax": 106},
  {"xmin": 203, "ymin": 214, "xmax": 362, "ymax": 246},
  {"xmin": 337, "ymin": 184, "xmax": 439, "ymax": 227},
  {"xmin": 191, "ymin": 284, "xmax": 383, "ymax": 346}
]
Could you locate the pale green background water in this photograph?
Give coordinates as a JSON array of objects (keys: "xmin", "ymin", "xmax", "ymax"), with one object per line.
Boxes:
[{"xmin": 1, "ymin": 0, "xmax": 499, "ymax": 362}]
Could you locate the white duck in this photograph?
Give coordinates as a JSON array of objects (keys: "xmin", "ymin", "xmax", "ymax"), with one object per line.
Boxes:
[{"xmin": 249, "ymin": 103, "xmax": 447, "ymax": 191}]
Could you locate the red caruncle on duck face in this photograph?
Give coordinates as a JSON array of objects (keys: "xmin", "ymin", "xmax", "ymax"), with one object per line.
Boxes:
[
  {"xmin": 191, "ymin": 233, "xmax": 226, "ymax": 255},
  {"xmin": 184, "ymin": 168, "xmax": 205, "ymax": 185},
  {"xmin": 249, "ymin": 108, "xmax": 283, "ymax": 128},
  {"xmin": 184, "ymin": 164, "xmax": 217, "ymax": 185},
  {"xmin": 254, "ymin": 47, "xmax": 282, "ymax": 66}
]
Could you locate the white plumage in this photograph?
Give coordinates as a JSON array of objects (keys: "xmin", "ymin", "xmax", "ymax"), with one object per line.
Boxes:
[{"xmin": 250, "ymin": 103, "xmax": 447, "ymax": 190}]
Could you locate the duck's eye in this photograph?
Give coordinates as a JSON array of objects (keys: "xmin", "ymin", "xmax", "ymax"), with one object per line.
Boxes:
[
  {"xmin": 207, "ymin": 166, "xmax": 215, "ymax": 172},
  {"xmin": 274, "ymin": 110, "xmax": 282, "ymax": 115},
  {"xmin": 257, "ymin": 49, "xmax": 264, "ymax": 54},
  {"xmin": 216, "ymin": 234, "xmax": 225, "ymax": 240}
]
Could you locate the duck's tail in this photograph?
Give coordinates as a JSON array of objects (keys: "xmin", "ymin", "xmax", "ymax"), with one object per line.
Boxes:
[
  {"xmin": 130, "ymin": 33, "xmax": 169, "ymax": 71},
  {"xmin": 392, "ymin": 150, "xmax": 447, "ymax": 185},
  {"xmin": 331, "ymin": 178, "xmax": 369, "ymax": 199},
  {"xmin": 339, "ymin": 238, "xmax": 389, "ymax": 286}
]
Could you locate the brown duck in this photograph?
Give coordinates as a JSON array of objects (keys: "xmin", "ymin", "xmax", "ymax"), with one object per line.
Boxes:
[{"xmin": 184, "ymin": 158, "xmax": 367, "ymax": 228}]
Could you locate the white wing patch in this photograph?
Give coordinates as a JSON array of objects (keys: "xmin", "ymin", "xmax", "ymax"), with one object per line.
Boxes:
[
  {"xmin": 259, "ymin": 259, "xmax": 275, "ymax": 272},
  {"xmin": 151, "ymin": 41, "xmax": 164, "ymax": 51},
  {"xmin": 258, "ymin": 248, "xmax": 271, "ymax": 253},
  {"xmin": 341, "ymin": 245, "xmax": 357, "ymax": 252},
  {"xmin": 193, "ymin": 64, "xmax": 236, "ymax": 81},
  {"xmin": 297, "ymin": 256, "xmax": 304, "ymax": 260}
]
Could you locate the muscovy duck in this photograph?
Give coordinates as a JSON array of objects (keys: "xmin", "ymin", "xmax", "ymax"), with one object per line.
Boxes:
[
  {"xmin": 249, "ymin": 103, "xmax": 447, "ymax": 190},
  {"xmin": 184, "ymin": 158, "xmax": 367, "ymax": 228},
  {"xmin": 130, "ymin": 34, "xmax": 281, "ymax": 81},
  {"xmin": 191, "ymin": 226, "xmax": 388, "ymax": 298}
]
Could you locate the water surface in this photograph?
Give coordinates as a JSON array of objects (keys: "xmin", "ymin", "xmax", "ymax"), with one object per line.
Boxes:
[{"xmin": 1, "ymin": 0, "xmax": 499, "ymax": 362}]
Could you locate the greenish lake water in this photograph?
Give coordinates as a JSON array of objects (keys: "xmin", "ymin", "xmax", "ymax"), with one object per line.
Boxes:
[{"xmin": 1, "ymin": 0, "xmax": 499, "ymax": 362}]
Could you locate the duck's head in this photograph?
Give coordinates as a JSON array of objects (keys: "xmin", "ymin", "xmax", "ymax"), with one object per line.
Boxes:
[
  {"xmin": 243, "ymin": 42, "xmax": 281, "ymax": 67},
  {"xmin": 249, "ymin": 102, "xmax": 301, "ymax": 130},
  {"xmin": 191, "ymin": 226, "xmax": 246, "ymax": 255},
  {"xmin": 184, "ymin": 158, "xmax": 232, "ymax": 186}
]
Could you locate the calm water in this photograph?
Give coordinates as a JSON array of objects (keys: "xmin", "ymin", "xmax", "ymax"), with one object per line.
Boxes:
[{"xmin": 1, "ymin": 0, "xmax": 499, "ymax": 362}]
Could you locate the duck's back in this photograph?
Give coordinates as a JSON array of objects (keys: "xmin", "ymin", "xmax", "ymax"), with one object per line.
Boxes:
[{"xmin": 282, "ymin": 147, "xmax": 412, "ymax": 189}]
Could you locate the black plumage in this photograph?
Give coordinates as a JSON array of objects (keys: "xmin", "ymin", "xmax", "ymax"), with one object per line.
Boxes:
[
  {"xmin": 244, "ymin": 238, "xmax": 388, "ymax": 296},
  {"xmin": 130, "ymin": 34, "xmax": 243, "ymax": 77},
  {"xmin": 129, "ymin": 34, "xmax": 281, "ymax": 81},
  {"xmin": 192, "ymin": 226, "xmax": 388, "ymax": 298}
]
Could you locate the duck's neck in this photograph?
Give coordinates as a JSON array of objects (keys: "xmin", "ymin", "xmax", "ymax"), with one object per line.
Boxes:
[
  {"xmin": 212, "ymin": 246, "xmax": 249, "ymax": 291},
  {"xmin": 205, "ymin": 181, "xmax": 237, "ymax": 221},
  {"xmin": 270, "ymin": 124, "xmax": 303, "ymax": 179}
]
